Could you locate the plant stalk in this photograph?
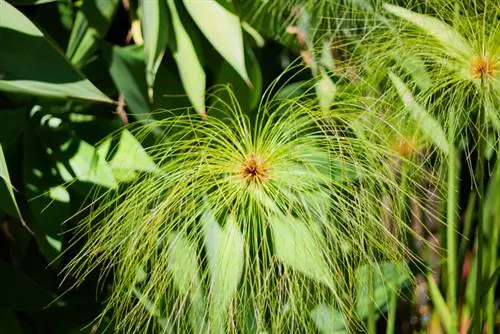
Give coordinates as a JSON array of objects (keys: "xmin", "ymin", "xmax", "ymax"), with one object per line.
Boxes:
[
  {"xmin": 447, "ymin": 121, "xmax": 459, "ymax": 334},
  {"xmin": 472, "ymin": 82, "xmax": 486, "ymax": 334},
  {"xmin": 386, "ymin": 287, "xmax": 397, "ymax": 334}
]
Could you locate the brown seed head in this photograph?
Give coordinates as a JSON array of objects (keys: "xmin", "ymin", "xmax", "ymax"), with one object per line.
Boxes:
[
  {"xmin": 471, "ymin": 54, "xmax": 497, "ymax": 80},
  {"xmin": 240, "ymin": 155, "xmax": 269, "ymax": 184}
]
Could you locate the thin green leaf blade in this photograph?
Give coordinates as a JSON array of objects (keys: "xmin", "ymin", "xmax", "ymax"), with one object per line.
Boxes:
[
  {"xmin": 389, "ymin": 72, "xmax": 448, "ymax": 155},
  {"xmin": 0, "ymin": 144, "xmax": 22, "ymax": 221},
  {"xmin": 141, "ymin": 0, "xmax": 169, "ymax": 98},
  {"xmin": 383, "ymin": 4, "xmax": 473, "ymax": 60},
  {"xmin": 183, "ymin": 0, "xmax": 250, "ymax": 84},
  {"xmin": 167, "ymin": 0, "xmax": 206, "ymax": 115}
]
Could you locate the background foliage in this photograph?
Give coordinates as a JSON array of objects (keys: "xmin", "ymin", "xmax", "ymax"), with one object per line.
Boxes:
[{"xmin": 0, "ymin": 0, "xmax": 499, "ymax": 333}]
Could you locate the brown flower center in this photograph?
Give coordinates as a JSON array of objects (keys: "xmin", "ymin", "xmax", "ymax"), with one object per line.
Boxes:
[
  {"xmin": 240, "ymin": 155, "xmax": 269, "ymax": 184},
  {"xmin": 471, "ymin": 54, "xmax": 497, "ymax": 80}
]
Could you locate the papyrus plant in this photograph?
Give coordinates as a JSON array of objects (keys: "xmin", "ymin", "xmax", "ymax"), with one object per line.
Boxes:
[{"xmin": 64, "ymin": 88, "xmax": 421, "ymax": 333}]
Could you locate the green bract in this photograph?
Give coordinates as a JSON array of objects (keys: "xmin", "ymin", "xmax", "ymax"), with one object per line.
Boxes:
[{"xmin": 65, "ymin": 88, "xmax": 417, "ymax": 332}]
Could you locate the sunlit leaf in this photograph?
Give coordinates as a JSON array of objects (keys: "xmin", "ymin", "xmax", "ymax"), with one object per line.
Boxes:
[
  {"xmin": 0, "ymin": 0, "xmax": 112, "ymax": 102},
  {"xmin": 270, "ymin": 215, "xmax": 332, "ymax": 288},
  {"xmin": 97, "ymin": 129, "xmax": 157, "ymax": 182},
  {"xmin": 310, "ymin": 303, "xmax": 348, "ymax": 334},
  {"xmin": 184, "ymin": 0, "xmax": 250, "ymax": 84},
  {"xmin": 383, "ymin": 4, "xmax": 473, "ymax": 61},
  {"xmin": 66, "ymin": 0, "xmax": 119, "ymax": 68},
  {"xmin": 167, "ymin": 0, "xmax": 206, "ymax": 116},
  {"xmin": 203, "ymin": 211, "xmax": 244, "ymax": 331},
  {"xmin": 168, "ymin": 232, "xmax": 206, "ymax": 332},
  {"xmin": 141, "ymin": 0, "xmax": 169, "ymax": 98},
  {"xmin": 389, "ymin": 72, "xmax": 448, "ymax": 155}
]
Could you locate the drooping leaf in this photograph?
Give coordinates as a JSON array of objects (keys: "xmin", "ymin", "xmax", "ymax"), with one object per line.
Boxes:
[
  {"xmin": 66, "ymin": 0, "xmax": 119, "ymax": 68},
  {"xmin": 167, "ymin": 0, "xmax": 206, "ymax": 116},
  {"xmin": 270, "ymin": 215, "xmax": 332, "ymax": 288},
  {"xmin": 141, "ymin": 0, "xmax": 169, "ymax": 98},
  {"xmin": 0, "ymin": 0, "xmax": 112, "ymax": 102},
  {"xmin": 0, "ymin": 144, "xmax": 22, "ymax": 221},
  {"xmin": 383, "ymin": 4, "xmax": 473, "ymax": 61},
  {"xmin": 389, "ymin": 72, "xmax": 448, "ymax": 155},
  {"xmin": 310, "ymin": 303, "xmax": 348, "ymax": 334},
  {"xmin": 103, "ymin": 44, "xmax": 155, "ymax": 123},
  {"xmin": 97, "ymin": 129, "xmax": 157, "ymax": 183},
  {"xmin": 168, "ymin": 232, "xmax": 206, "ymax": 333},
  {"xmin": 183, "ymin": 0, "xmax": 250, "ymax": 84},
  {"xmin": 203, "ymin": 211, "xmax": 244, "ymax": 332}
]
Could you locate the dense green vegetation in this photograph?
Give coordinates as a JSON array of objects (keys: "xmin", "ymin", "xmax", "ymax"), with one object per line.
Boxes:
[{"xmin": 0, "ymin": 0, "xmax": 499, "ymax": 333}]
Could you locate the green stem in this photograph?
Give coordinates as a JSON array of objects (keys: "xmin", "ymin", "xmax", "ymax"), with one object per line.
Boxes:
[
  {"xmin": 472, "ymin": 84, "xmax": 486, "ymax": 334},
  {"xmin": 386, "ymin": 287, "xmax": 397, "ymax": 334},
  {"xmin": 486, "ymin": 173, "xmax": 499, "ymax": 334},
  {"xmin": 447, "ymin": 122, "xmax": 459, "ymax": 334},
  {"xmin": 367, "ymin": 270, "xmax": 376, "ymax": 334}
]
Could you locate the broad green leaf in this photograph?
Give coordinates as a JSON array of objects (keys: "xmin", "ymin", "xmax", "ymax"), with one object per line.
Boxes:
[
  {"xmin": 270, "ymin": 215, "xmax": 332, "ymax": 288},
  {"xmin": 0, "ymin": 260, "xmax": 54, "ymax": 310},
  {"xmin": 389, "ymin": 72, "xmax": 448, "ymax": 155},
  {"xmin": 383, "ymin": 4, "xmax": 473, "ymax": 61},
  {"xmin": 203, "ymin": 211, "xmax": 244, "ymax": 332},
  {"xmin": 141, "ymin": 0, "xmax": 169, "ymax": 98},
  {"xmin": 167, "ymin": 0, "xmax": 206, "ymax": 115},
  {"xmin": 24, "ymin": 129, "xmax": 71, "ymax": 261},
  {"xmin": 0, "ymin": 310, "xmax": 22, "ymax": 334},
  {"xmin": 54, "ymin": 137, "xmax": 117, "ymax": 189},
  {"xmin": 310, "ymin": 303, "xmax": 348, "ymax": 334},
  {"xmin": 184, "ymin": 0, "xmax": 250, "ymax": 84},
  {"xmin": 0, "ymin": 144, "xmax": 22, "ymax": 221},
  {"xmin": 355, "ymin": 261, "xmax": 410, "ymax": 318},
  {"xmin": 168, "ymin": 232, "xmax": 206, "ymax": 333},
  {"xmin": 0, "ymin": 0, "xmax": 112, "ymax": 102},
  {"xmin": 97, "ymin": 129, "xmax": 157, "ymax": 182},
  {"xmin": 66, "ymin": 0, "xmax": 119, "ymax": 68}
]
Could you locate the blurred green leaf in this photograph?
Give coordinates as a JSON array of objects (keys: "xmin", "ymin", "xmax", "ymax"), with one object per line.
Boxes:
[
  {"xmin": 383, "ymin": 4, "xmax": 473, "ymax": 61},
  {"xmin": 203, "ymin": 212, "xmax": 244, "ymax": 332},
  {"xmin": 270, "ymin": 215, "xmax": 332, "ymax": 288},
  {"xmin": 0, "ymin": 144, "xmax": 22, "ymax": 221},
  {"xmin": 141, "ymin": 0, "xmax": 169, "ymax": 98},
  {"xmin": 0, "ymin": 109, "xmax": 25, "ymax": 145},
  {"xmin": 97, "ymin": 129, "xmax": 157, "ymax": 182},
  {"xmin": 0, "ymin": 0, "xmax": 112, "ymax": 102},
  {"xmin": 355, "ymin": 261, "xmax": 410, "ymax": 319},
  {"xmin": 310, "ymin": 303, "xmax": 348, "ymax": 334},
  {"xmin": 66, "ymin": 0, "xmax": 119, "ymax": 68},
  {"xmin": 0, "ymin": 310, "xmax": 22, "ymax": 334},
  {"xmin": 184, "ymin": 0, "xmax": 250, "ymax": 84},
  {"xmin": 167, "ymin": 0, "xmax": 206, "ymax": 116},
  {"xmin": 389, "ymin": 72, "xmax": 448, "ymax": 155},
  {"xmin": 0, "ymin": 260, "xmax": 54, "ymax": 310},
  {"xmin": 167, "ymin": 232, "xmax": 206, "ymax": 332},
  {"xmin": 8, "ymin": 0, "xmax": 56, "ymax": 4}
]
